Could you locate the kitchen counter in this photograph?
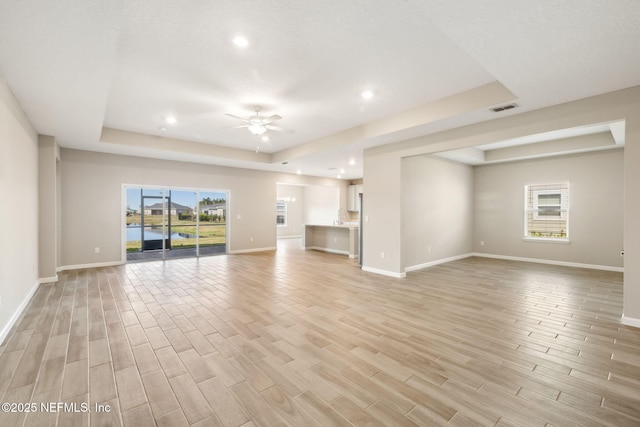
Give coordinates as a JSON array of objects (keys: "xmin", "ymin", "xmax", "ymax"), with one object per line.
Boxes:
[{"xmin": 303, "ymin": 224, "xmax": 359, "ymax": 258}]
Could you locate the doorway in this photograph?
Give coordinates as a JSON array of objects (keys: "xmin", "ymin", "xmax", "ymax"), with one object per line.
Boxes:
[{"xmin": 125, "ymin": 186, "xmax": 227, "ymax": 262}]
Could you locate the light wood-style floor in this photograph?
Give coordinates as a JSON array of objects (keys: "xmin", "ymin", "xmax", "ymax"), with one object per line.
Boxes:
[{"xmin": 2, "ymin": 239, "xmax": 640, "ymax": 426}]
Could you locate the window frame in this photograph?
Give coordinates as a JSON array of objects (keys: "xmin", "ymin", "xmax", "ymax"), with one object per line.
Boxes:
[
  {"xmin": 523, "ymin": 183, "xmax": 570, "ymax": 242},
  {"xmin": 276, "ymin": 199, "xmax": 287, "ymax": 227}
]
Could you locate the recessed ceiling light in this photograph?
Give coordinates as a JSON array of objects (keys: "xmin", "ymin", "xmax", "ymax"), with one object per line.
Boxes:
[
  {"xmin": 296, "ymin": 169, "xmax": 301, "ymax": 175},
  {"xmin": 233, "ymin": 36, "xmax": 249, "ymax": 48},
  {"xmin": 261, "ymin": 136, "xmax": 269, "ymax": 142},
  {"xmin": 349, "ymin": 158, "xmax": 356, "ymax": 166},
  {"xmin": 165, "ymin": 116, "xmax": 177, "ymax": 124},
  {"xmin": 337, "ymin": 174, "xmax": 342, "ymax": 179},
  {"xmin": 340, "ymin": 168, "xmax": 345, "ymax": 174},
  {"xmin": 361, "ymin": 90, "xmax": 374, "ymax": 100}
]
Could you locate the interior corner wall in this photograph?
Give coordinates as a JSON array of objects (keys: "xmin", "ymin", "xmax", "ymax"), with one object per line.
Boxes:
[
  {"xmin": 38, "ymin": 134, "xmax": 58, "ymax": 280},
  {"xmin": 473, "ymin": 149, "xmax": 624, "ymax": 268},
  {"xmin": 624, "ymin": 115, "xmax": 640, "ymax": 320},
  {"xmin": 362, "ymin": 152, "xmax": 403, "ymax": 276},
  {"xmin": 401, "ymin": 155, "xmax": 473, "ymax": 270},
  {"xmin": 0, "ymin": 76, "xmax": 39, "ymax": 341}
]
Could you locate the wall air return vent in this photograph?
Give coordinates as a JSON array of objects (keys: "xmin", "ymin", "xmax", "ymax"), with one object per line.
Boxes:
[{"xmin": 491, "ymin": 103, "xmax": 518, "ymax": 113}]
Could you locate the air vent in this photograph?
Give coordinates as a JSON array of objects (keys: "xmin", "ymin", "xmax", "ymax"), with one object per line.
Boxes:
[{"xmin": 491, "ymin": 103, "xmax": 518, "ymax": 113}]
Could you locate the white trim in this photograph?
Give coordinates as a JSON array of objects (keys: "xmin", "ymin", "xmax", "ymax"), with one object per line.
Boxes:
[
  {"xmin": 58, "ymin": 261, "xmax": 124, "ymax": 271},
  {"xmin": 471, "ymin": 252, "xmax": 623, "ymax": 272},
  {"xmin": 621, "ymin": 315, "xmax": 640, "ymax": 329},
  {"xmin": 522, "ymin": 237, "xmax": 570, "ymax": 244},
  {"xmin": 0, "ymin": 281, "xmax": 40, "ymax": 346},
  {"xmin": 38, "ymin": 275, "xmax": 58, "ymax": 284},
  {"xmin": 362, "ymin": 266, "xmax": 406, "ymax": 278},
  {"xmin": 306, "ymin": 246, "xmax": 349, "ymax": 256},
  {"xmin": 228, "ymin": 246, "xmax": 277, "ymax": 254},
  {"xmin": 405, "ymin": 253, "xmax": 473, "ymax": 272},
  {"xmin": 277, "ymin": 235, "xmax": 302, "ymax": 239}
]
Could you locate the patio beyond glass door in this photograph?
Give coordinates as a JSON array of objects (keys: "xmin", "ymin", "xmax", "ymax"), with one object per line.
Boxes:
[{"xmin": 125, "ymin": 186, "xmax": 227, "ymax": 262}]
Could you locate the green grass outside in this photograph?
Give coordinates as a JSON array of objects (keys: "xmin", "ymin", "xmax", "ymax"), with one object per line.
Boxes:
[{"xmin": 126, "ymin": 214, "xmax": 226, "ymax": 252}]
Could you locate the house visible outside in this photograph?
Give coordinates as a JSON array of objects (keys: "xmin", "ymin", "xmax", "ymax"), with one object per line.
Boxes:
[
  {"xmin": 144, "ymin": 202, "xmax": 193, "ymax": 216},
  {"xmin": 201, "ymin": 203, "xmax": 226, "ymax": 218}
]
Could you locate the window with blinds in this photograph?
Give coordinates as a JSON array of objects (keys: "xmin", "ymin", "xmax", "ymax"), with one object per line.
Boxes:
[
  {"xmin": 524, "ymin": 183, "xmax": 569, "ymax": 240},
  {"xmin": 276, "ymin": 200, "xmax": 287, "ymax": 226}
]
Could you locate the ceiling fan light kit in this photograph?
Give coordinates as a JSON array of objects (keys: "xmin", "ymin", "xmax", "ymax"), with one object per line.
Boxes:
[
  {"xmin": 248, "ymin": 123, "xmax": 267, "ymax": 135},
  {"xmin": 225, "ymin": 106, "xmax": 291, "ymax": 137}
]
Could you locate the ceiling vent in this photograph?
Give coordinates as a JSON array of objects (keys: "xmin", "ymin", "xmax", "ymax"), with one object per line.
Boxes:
[{"xmin": 491, "ymin": 103, "xmax": 518, "ymax": 113}]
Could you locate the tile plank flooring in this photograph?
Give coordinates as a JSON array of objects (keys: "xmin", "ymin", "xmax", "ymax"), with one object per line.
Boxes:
[{"xmin": 2, "ymin": 239, "xmax": 640, "ymax": 426}]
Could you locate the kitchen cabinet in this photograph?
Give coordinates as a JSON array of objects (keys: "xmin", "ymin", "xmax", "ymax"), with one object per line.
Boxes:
[{"xmin": 347, "ymin": 184, "xmax": 363, "ymax": 212}]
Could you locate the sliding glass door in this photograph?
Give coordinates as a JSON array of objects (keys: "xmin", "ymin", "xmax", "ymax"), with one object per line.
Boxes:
[{"xmin": 125, "ymin": 186, "xmax": 227, "ymax": 262}]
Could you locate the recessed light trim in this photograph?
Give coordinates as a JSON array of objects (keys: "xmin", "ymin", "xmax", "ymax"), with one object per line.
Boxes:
[
  {"xmin": 233, "ymin": 36, "xmax": 249, "ymax": 48},
  {"xmin": 165, "ymin": 116, "xmax": 177, "ymax": 124},
  {"xmin": 361, "ymin": 90, "xmax": 374, "ymax": 100}
]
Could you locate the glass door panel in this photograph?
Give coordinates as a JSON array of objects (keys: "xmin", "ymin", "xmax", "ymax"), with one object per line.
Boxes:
[
  {"xmin": 198, "ymin": 191, "xmax": 227, "ymax": 255},
  {"xmin": 142, "ymin": 193, "xmax": 169, "ymax": 251},
  {"xmin": 126, "ymin": 187, "xmax": 143, "ymax": 254},
  {"xmin": 167, "ymin": 190, "xmax": 197, "ymax": 256}
]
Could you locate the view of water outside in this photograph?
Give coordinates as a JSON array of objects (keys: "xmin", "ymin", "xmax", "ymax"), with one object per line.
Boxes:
[{"xmin": 125, "ymin": 187, "xmax": 227, "ymax": 256}]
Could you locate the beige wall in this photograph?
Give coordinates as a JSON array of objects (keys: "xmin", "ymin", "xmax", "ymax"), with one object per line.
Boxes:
[
  {"xmin": 362, "ymin": 153, "xmax": 403, "ymax": 276},
  {"xmin": 38, "ymin": 135, "xmax": 59, "ymax": 279},
  {"xmin": 0, "ymin": 76, "xmax": 39, "ymax": 341},
  {"xmin": 474, "ymin": 149, "xmax": 624, "ymax": 268},
  {"xmin": 60, "ymin": 149, "xmax": 345, "ymax": 267},
  {"xmin": 402, "ymin": 155, "xmax": 474, "ymax": 270},
  {"xmin": 624, "ymin": 116, "xmax": 640, "ymax": 321},
  {"xmin": 304, "ymin": 185, "xmax": 340, "ymax": 225}
]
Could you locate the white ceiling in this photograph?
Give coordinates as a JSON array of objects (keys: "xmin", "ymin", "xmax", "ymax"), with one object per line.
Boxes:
[{"xmin": 1, "ymin": 1, "xmax": 639, "ymax": 179}]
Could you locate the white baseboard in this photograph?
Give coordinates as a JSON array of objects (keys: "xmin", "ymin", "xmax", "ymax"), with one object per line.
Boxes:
[
  {"xmin": 228, "ymin": 246, "xmax": 277, "ymax": 254},
  {"xmin": 471, "ymin": 252, "xmax": 624, "ymax": 272},
  {"xmin": 362, "ymin": 266, "xmax": 406, "ymax": 278},
  {"xmin": 306, "ymin": 246, "xmax": 349, "ymax": 256},
  {"xmin": 38, "ymin": 275, "xmax": 58, "ymax": 284},
  {"xmin": 405, "ymin": 253, "xmax": 473, "ymax": 273},
  {"xmin": 0, "ymin": 280, "xmax": 40, "ymax": 346},
  {"xmin": 58, "ymin": 260, "xmax": 124, "ymax": 271},
  {"xmin": 621, "ymin": 315, "xmax": 640, "ymax": 329}
]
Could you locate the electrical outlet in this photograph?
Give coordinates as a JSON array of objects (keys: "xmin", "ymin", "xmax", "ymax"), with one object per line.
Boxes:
[
  {"xmin": 250, "ymin": 237, "xmax": 253, "ymax": 242},
  {"xmin": 380, "ymin": 252, "xmax": 385, "ymax": 259},
  {"xmin": 95, "ymin": 247, "xmax": 100, "ymax": 254},
  {"xmin": 334, "ymin": 237, "xmax": 337, "ymax": 242},
  {"xmin": 427, "ymin": 246, "xmax": 431, "ymax": 253},
  {"xmin": 480, "ymin": 241, "xmax": 485, "ymax": 246}
]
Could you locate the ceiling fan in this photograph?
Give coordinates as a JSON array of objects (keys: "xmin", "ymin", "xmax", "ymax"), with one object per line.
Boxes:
[{"xmin": 225, "ymin": 107, "xmax": 292, "ymax": 136}]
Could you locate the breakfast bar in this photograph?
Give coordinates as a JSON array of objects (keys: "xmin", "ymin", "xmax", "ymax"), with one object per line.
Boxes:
[{"xmin": 303, "ymin": 224, "xmax": 359, "ymax": 258}]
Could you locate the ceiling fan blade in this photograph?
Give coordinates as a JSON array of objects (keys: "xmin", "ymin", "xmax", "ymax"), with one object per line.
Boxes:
[
  {"xmin": 266, "ymin": 125, "xmax": 294, "ymax": 134},
  {"xmin": 223, "ymin": 124, "xmax": 249, "ymax": 129},
  {"xmin": 261, "ymin": 114, "xmax": 282, "ymax": 124},
  {"xmin": 224, "ymin": 113, "xmax": 249, "ymax": 122}
]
